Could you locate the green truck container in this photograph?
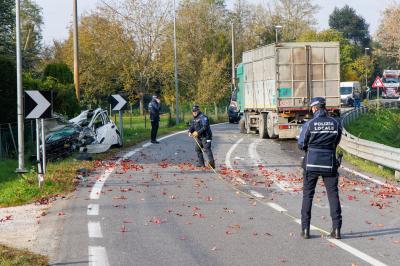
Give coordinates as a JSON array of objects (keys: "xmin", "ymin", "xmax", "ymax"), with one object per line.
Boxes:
[{"xmin": 235, "ymin": 42, "xmax": 341, "ymax": 139}]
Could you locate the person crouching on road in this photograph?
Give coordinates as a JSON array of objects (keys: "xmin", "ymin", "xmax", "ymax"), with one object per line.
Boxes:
[
  {"xmin": 149, "ymin": 95, "xmax": 161, "ymax": 144},
  {"xmin": 297, "ymin": 97, "xmax": 343, "ymax": 239},
  {"xmin": 188, "ymin": 105, "xmax": 215, "ymax": 169}
]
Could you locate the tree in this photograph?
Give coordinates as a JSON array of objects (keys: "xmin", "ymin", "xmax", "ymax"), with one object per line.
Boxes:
[
  {"xmin": 0, "ymin": 56, "xmax": 17, "ymax": 123},
  {"xmin": 43, "ymin": 63, "xmax": 73, "ymax": 84},
  {"xmin": 273, "ymin": 0, "xmax": 319, "ymax": 41},
  {"xmin": 0, "ymin": 0, "xmax": 15, "ymax": 56},
  {"xmin": 54, "ymin": 13, "xmax": 133, "ymax": 106},
  {"xmin": 376, "ymin": 4, "xmax": 400, "ymax": 66},
  {"xmin": 329, "ymin": 5, "xmax": 370, "ymax": 48}
]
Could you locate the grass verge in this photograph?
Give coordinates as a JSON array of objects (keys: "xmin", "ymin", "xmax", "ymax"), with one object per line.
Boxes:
[
  {"xmin": 347, "ymin": 109, "xmax": 400, "ymax": 148},
  {"xmin": 0, "ymin": 244, "xmax": 48, "ymax": 266},
  {"xmin": 339, "ymin": 148, "xmax": 396, "ymax": 181}
]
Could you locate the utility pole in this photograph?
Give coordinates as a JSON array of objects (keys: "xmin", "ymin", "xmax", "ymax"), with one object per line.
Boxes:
[
  {"xmin": 364, "ymin": 47, "xmax": 370, "ymax": 89},
  {"xmin": 15, "ymin": 0, "xmax": 26, "ymax": 173},
  {"xmin": 231, "ymin": 22, "xmax": 235, "ymax": 90},
  {"xmin": 173, "ymin": 0, "xmax": 179, "ymax": 124},
  {"xmin": 73, "ymin": 0, "xmax": 80, "ymax": 101}
]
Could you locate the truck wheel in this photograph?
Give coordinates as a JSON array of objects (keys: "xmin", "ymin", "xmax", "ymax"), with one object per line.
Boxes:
[
  {"xmin": 267, "ymin": 112, "xmax": 278, "ymax": 139},
  {"xmin": 259, "ymin": 113, "xmax": 269, "ymax": 139},
  {"xmin": 239, "ymin": 117, "xmax": 246, "ymax": 134}
]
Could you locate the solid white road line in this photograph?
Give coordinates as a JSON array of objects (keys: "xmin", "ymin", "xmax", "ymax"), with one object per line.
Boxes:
[
  {"xmin": 250, "ymin": 190, "xmax": 265, "ymax": 198},
  {"xmin": 327, "ymin": 239, "xmax": 388, "ymax": 266},
  {"xmin": 87, "ymin": 204, "xmax": 99, "ymax": 216},
  {"xmin": 90, "ymin": 169, "xmax": 113, "ymax": 200},
  {"xmin": 293, "ymin": 219, "xmax": 387, "ymax": 265},
  {"xmin": 341, "ymin": 166, "xmax": 400, "ymax": 190},
  {"xmin": 89, "ymin": 246, "xmax": 109, "ymax": 266},
  {"xmin": 88, "ymin": 222, "xmax": 103, "ymax": 238},
  {"xmin": 267, "ymin": 202, "xmax": 287, "ymax": 212},
  {"xmin": 225, "ymin": 138, "xmax": 243, "ymax": 169}
]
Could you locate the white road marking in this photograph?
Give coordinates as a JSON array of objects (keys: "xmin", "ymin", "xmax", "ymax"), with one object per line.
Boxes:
[
  {"xmin": 327, "ymin": 239, "xmax": 388, "ymax": 266},
  {"xmin": 267, "ymin": 202, "xmax": 287, "ymax": 212},
  {"xmin": 88, "ymin": 222, "xmax": 103, "ymax": 238},
  {"xmin": 90, "ymin": 169, "xmax": 113, "ymax": 200},
  {"xmin": 250, "ymin": 190, "xmax": 265, "ymax": 198},
  {"xmin": 87, "ymin": 204, "xmax": 99, "ymax": 216},
  {"xmin": 235, "ymin": 177, "xmax": 247, "ymax": 185},
  {"xmin": 142, "ymin": 142, "xmax": 152, "ymax": 148},
  {"xmin": 234, "ymin": 156, "xmax": 244, "ymax": 160},
  {"xmin": 89, "ymin": 246, "xmax": 109, "ymax": 266},
  {"xmin": 341, "ymin": 166, "xmax": 400, "ymax": 190},
  {"xmin": 123, "ymin": 148, "xmax": 142, "ymax": 160},
  {"xmin": 248, "ymin": 140, "xmax": 291, "ymax": 192},
  {"xmin": 225, "ymin": 138, "xmax": 243, "ymax": 169}
]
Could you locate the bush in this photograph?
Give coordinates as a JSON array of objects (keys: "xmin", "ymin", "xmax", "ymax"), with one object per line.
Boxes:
[
  {"xmin": 43, "ymin": 62, "xmax": 73, "ymax": 84},
  {"xmin": 0, "ymin": 56, "xmax": 17, "ymax": 123}
]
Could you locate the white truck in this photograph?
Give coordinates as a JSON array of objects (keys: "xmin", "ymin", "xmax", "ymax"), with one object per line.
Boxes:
[
  {"xmin": 340, "ymin": 81, "xmax": 361, "ymax": 106},
  {"xmin": 382, "ymin": 70, "xmax": 400, "ymax": 99}
]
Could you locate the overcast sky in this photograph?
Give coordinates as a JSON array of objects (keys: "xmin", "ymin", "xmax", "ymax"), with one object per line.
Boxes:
[{"xmin": 34, "ymin": 0, "xmax": 399, "ymax": 45}]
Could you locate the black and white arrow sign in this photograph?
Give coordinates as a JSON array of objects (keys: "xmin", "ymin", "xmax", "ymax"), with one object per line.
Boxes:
[
  {"xmin": 25, "ymin": 90, "xmax": 52, "ymax": 119},
  {"xmin": 110, "ymin": 94, "xmax": 128, "ymax": 111}
]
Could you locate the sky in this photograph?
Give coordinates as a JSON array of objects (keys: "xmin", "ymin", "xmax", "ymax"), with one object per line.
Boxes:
[{"xmin": 34, "ymin": 0, "xmax": 399, "ymax": 46}]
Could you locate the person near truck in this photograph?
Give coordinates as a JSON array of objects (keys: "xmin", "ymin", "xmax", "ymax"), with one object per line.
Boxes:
[
  {"xmin": 188, "ymin": 105, "xmax": 215, "ymax": 169},
  {"xmin": 297, "ymin": 97, "xmax": 343, "ymax": 239},
  {"xmin": 149, "ymin": 95, "xmax": 161, "ymax": 144},
  {"xmin": 353, "ymin": 90, "xmax": 361, "ymax": 108}
]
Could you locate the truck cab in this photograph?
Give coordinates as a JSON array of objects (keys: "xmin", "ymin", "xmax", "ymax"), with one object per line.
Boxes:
[
  {"xmin": 340, "ymin": 81, "xmax": 361, "ymax": 106},
  {"xmin": 382, "ymin": 70, "xmax": 400, "ymax": 99}
]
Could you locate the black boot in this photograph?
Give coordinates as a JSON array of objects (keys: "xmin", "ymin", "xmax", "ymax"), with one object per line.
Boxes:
[
  {"xmin": 209, "ymin": 161, "xmax": 215, "ymax": 169},
  {"xmin": 330, "ymin": 228, "xmax": 341, "ymax": 239},
  {"xmin": 301, "ymin": 227, "xmax": 310, "ymax": 239}
]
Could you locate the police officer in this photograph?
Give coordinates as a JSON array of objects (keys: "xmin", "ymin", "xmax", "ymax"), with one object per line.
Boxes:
[
  {"xmin": 188, "ymin": 105, "xmax": 215, "ymax": 169},
  {"xmin": 298, "ymin": 97, "xmax": 343, "ymax": 239},
  {"xmin": 149, "ymin": 95, "xmax": 161, "ymax": 144}
]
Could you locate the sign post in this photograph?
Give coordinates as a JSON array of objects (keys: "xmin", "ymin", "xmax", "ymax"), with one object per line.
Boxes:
[
  {"xmin": 25, "ymin": 90, "xmax": 52, "ymax": 187},
  {"xmin": 109, "ymin": 94, "xmax": 128, "ymax": 146},
  {"xmin": 372, "ymin": 76, "xmax": 384, "ymax": 108}
]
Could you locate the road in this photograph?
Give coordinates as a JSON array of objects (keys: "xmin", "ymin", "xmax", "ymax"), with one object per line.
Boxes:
[{"xmin": 50, "ymin": 123, "xmax": 400, "ymax": 266}]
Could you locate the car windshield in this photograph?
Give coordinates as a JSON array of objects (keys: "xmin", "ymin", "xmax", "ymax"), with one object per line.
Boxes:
[
  {"xmin": 340, "ymin": 87, "xmax": 353, "ymax": 95},
  {"xmin": 382, "ymin": 77, "xmax": 400, "ymax": 83}
]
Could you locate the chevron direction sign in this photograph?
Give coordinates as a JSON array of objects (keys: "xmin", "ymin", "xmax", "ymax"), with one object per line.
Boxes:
[
  {"xmin": 25, "ymin": 90, "xmax": 52, "ymax": 119},
  {"xmin": 110, "ymin": 94, "xmax": 128, "ymax": 111}
]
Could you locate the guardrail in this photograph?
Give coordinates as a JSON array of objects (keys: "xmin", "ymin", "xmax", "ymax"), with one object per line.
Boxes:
[{"xmin": 340, "ymin": 100, "xmax": 400, "ymax": 175}]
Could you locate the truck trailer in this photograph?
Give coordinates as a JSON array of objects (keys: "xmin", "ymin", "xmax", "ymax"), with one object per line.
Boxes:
[{"xmin": 234, "ymin": 42, "xmax": 341, "ymax": 139}]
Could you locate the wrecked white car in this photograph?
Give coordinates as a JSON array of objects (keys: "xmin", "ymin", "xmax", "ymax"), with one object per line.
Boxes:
[{"xmin": 44, "ymin": 108, "xmax": 122, "ymax": 160}]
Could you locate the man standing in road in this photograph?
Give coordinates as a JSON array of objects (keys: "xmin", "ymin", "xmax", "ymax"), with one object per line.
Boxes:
[
  {"xmin": 149, "ymin": 95, "xmax": 161, "ymax": 144},
  {"xmin": 298, "ymin": 97, "xmax": 343, "ymax": 239},
  {"xmin": 354, "ymin": 90, "xmax": 361, "ymax": 108},
  {"xmin": 188, "ymin": 105, "xmax": 215, "ymax": 169}
]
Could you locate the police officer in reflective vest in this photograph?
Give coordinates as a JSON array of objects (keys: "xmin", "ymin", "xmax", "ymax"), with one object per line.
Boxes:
[
  {"xmin": 298, "ymin": 97, "xmax": 343, "ymax": 239},
  {"xmin": 188, "ymin": 105, "xmax": 215, "ymax": 169}
]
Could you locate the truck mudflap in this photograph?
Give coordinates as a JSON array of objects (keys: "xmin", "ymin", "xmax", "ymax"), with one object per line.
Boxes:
[{"xmin": 277, "ymin": 123, "xmax": 302, "ymax": 139}]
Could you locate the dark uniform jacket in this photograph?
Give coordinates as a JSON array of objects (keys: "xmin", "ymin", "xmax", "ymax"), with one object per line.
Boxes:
[
  {"xmin": 298, "ymin": 109, "xmax": 342, "ymax": 174},
  {"xmin": 189, "ymin": 112, "xmax": 212, "ymax": 140},
  {"xmin": 148, "ymin": 99, "xmax": 160, "ymax": 122}
]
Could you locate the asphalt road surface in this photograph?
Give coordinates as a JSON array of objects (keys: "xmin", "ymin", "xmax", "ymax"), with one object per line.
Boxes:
[{"xmin": 51, "ymin": 123, "xmax": 400, "ymax": 266}]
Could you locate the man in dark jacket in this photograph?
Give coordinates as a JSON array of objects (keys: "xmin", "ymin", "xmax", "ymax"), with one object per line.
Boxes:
[
  {"xmin": 298, "ymin": 97, "xmax": 343, "ymax": 239},
  {"xmin": 149, "ymin": 95, "xmax": 161, "ymax": 144},
  {"xmin": 189, "ymin": 105, "xmax": 215, "ymax": 169}
]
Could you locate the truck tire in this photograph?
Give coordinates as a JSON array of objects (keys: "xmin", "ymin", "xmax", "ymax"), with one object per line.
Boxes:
[
  {"xmin": 258, "ymin": 113, "xmax": 269, "ymax": 139},
  {"xmin": 267, "ymin": 112, "xmax": 278, "ymax": 139},
  {"xmin": 239, "ymin": 117, "xmax": 246, "ymax": 134}
]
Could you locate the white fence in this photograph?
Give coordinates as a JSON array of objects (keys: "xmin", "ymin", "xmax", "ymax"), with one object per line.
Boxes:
[{"xmin": 340, "ymin": 101, "xmax": 400, "ymax": 172}]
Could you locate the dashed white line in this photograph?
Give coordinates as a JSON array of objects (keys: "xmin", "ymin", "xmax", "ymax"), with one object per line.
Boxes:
[
  {"xmin": 88, "ymin": 221, "xmax": 103, "ymax": 238},
  {"xmin": 250, "ymin": 190, "xmax": 265, "ymax": 198},
  {"xmin": 90, "ymin": 169, "xmax": 113, "ymax": 200},
  {"xmin": 225, "ymin": 138, "xmax": 243, "ymax": 169},
  {"xmin": 89, "ymin": 246, "xmax": 109, "ymax": 266},
  {"xmin": 267, "ymin": 202, "xmax": 287, "ymax": 212},
  {"xmin": 87, "ymin": 204, "xmax": 99, "ymax": 216}
]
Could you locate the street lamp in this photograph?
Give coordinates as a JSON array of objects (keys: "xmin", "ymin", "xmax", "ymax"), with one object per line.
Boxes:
[
  {"xmin": 364, "ymin": 47, "xmax": 370, "ymax": 88},
  {"xmin": 275, "ymin": 25, "xmax": 282, "ymax": 43}
]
